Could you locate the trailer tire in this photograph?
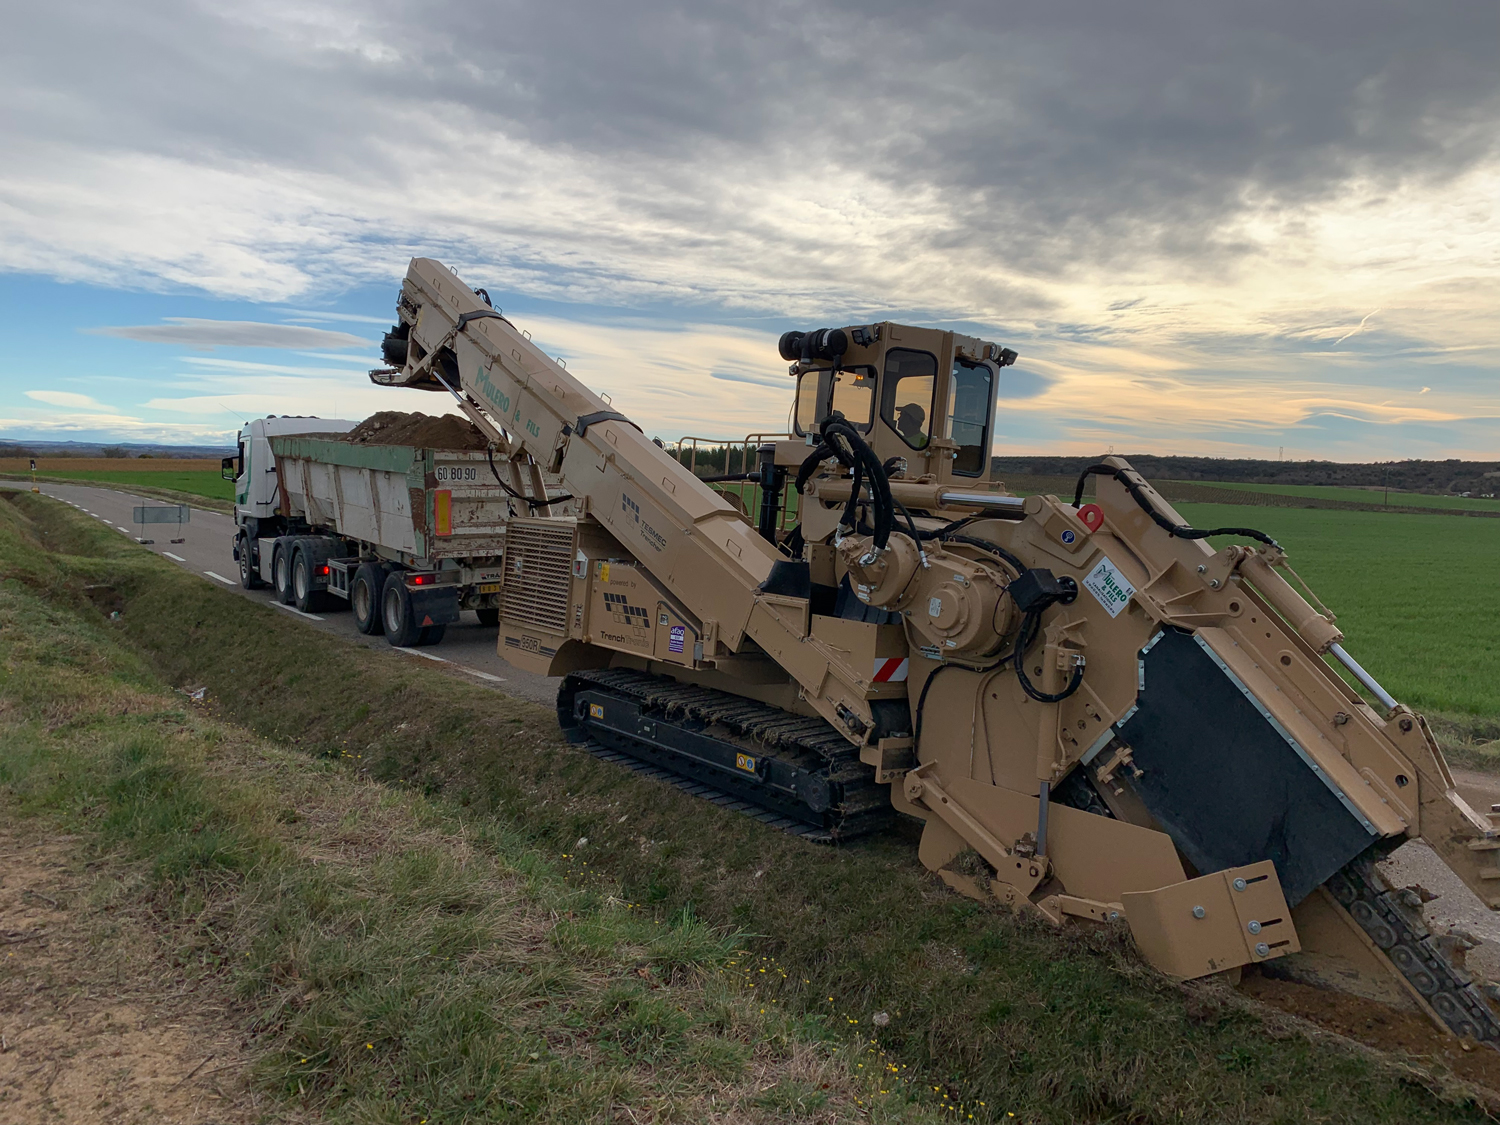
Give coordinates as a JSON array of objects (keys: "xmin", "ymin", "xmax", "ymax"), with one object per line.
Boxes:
[
  {"xmin": 382, "ymin": 579, "xmax": 422, "ymax": 647},
  {"xmin": 292, "ymin": 547, "xmax": 333, "ymax": 614},
  {"xmin": 351, "ymin": 563, "xmax": 387, "ymax": 635},
  {"xmin": 418, "ymin": 624, "xmax": 446, "ymax": 646},
  {"xmin": 475, "ymin": 607, "xmax": 499, "ymax": 627},
  {"xmin": 237, "ymin": 533, "xmax": 264, "ymax": 590},
  {"xmin": 272, "ymin": 540, "xmax": 296, "ymax": 604}
]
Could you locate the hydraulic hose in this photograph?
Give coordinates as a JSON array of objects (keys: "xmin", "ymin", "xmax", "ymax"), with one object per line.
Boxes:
[
  {"xmin": 1012, "ymin": 608, "xmax": 1085, "ymax": 703},
  {"xmin": 1072, "ymin": 464, "xmax": 1278, "ymax": 548},
  {"xmin": 486, "ymin": 446, "xmax": 574, "ymax": 509},
  {"xmin": 797, "ymin": 416, "xmax": 895, "ymax": 551}
]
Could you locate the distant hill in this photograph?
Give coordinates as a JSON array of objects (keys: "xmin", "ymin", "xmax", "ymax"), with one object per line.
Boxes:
[
  {"xmin": 991, "ymin": 456, "xmax": 1500, "ymax": 497},
  {"xmin": 0, "ymin": 438, "xmax": 234, "ymax": 460}
]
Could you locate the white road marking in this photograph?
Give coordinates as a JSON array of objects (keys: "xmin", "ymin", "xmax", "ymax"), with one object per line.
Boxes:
[
  {"xmin": 116, "ymin": 525, "xmax": 131, "ymax": 533},
  {"xmin": 463, "ymin": 668, "xmax": 506, "ymax": 682},
  {"xmin": 395, "ymin": 648, "xmax": 449, "ymax": 662},
  {"xmin": 165, "ymin": 552, "xmax": 186, "ymax": 562},
  {"xmin": 204, "ymin": 571, "xmax": 236, "ymax": 585},
  {"xmin": 271, "ymin": 602, "xmax": 325, "ymax": 621}
]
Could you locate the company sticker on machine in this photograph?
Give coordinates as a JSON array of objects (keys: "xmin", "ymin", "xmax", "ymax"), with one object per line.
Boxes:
[
  {"xmin": 668, "ymin": 625, "xmax": 686, "ymax": 654},
  {"xmin": 1082, "ymin": 556, "xmax": 1136, "ymax": 618}
]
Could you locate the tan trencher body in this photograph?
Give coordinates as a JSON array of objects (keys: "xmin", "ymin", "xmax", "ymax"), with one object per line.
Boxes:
[{"xmin": 372, "ymin": 259, "xmax": 1500, "ymax": 1042}]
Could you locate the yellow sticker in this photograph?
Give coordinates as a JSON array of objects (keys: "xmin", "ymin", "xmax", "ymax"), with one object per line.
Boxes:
[
  {"xmin": 589, "ymin": 703, "xmax": 604, "ymax": 719},
  {"xmin": 735, "ymin": 752, "xmax": 756, "ymax": 773},
  {"xmin": 599, "ymin": 562, "xmax": 611, "ymax": 582}
]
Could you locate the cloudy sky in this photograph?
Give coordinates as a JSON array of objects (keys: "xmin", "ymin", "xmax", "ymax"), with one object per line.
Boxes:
[{"xmin": 1, "ymin": 1, "xmax": 1496, "ymax": 458}]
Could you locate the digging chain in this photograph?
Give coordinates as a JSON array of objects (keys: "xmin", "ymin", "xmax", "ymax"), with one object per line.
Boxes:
[{"xmin": 1325, "ymin": 851, "xmax": 1500, "ymax": 1043}]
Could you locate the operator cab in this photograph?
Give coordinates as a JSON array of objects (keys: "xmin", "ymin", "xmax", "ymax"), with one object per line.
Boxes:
[{"xmin": 783, "ymin": 322, "xmax": 1015, "ymax": 485}]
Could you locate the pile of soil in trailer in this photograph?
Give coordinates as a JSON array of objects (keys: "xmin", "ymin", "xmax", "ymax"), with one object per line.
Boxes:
[{"xmin": 342, "ymin": 411, "xmax": 489, "ymax": 451}]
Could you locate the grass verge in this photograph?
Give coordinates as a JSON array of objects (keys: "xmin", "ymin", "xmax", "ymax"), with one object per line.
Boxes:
[
  {"xmin": 0, "ymin": 496, "xmax": 952, "ymax": 1124},
  {"xmin": 3, "ymin": 490, "xmax": 1496, "ymax": 1122}
]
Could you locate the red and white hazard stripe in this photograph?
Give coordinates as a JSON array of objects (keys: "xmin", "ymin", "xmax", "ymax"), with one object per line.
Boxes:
[{"xmin": 872, "ymin": 657, "xmax": 909, "ymax": 683}]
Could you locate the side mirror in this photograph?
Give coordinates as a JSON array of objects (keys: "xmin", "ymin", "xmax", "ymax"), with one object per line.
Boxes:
[{"xmin": 221, "ymin": 456, "xmax": 239, "ymax": 481}]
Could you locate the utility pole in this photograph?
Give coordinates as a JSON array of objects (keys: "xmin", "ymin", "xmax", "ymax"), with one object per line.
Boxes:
[{"xmin": 1384, "ymin": 465, "xmax": 1389, "ymax": 507}]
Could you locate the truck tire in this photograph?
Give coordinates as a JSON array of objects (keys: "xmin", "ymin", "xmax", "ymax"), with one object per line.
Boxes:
[
  {"xmin": 272, "ymin": 540, "xmax": 296, "ymax": 604},
  {"xmin": 237, "ymin": 533, "xmax": 264, "ymax": 589},
  {"xmin": 418, "ymin": 624, "xmax": 446, "ymax": 645},
  {"xmin": 292, "ymin": 547, "xmax": 332, "ymax": 614},
  {"xmin": 475, "ymin": 607, "xmax": 499, "ymax": 627},
  {"xmin": 382, "ymin": 579, "xmax": 423, "ymax": 647},
  {"xmin": 351, "ymin": 563, "xmax": 387, "ymax": 635}
]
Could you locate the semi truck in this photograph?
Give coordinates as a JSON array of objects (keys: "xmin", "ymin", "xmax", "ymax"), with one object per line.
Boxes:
[{"xmin": 223, "ymin": 414, "xmax": 561, "ymax": 646}]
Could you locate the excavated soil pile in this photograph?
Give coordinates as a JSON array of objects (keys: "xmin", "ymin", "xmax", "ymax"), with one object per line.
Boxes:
[{"xmin": 342, "ymin": 411, "xmax": 489, "ymax": 451}]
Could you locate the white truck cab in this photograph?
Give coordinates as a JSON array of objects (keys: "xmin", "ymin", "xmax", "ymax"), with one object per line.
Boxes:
[{"xmin": 222, "ymin": 416, "xmax": 357, "ymax": 518}]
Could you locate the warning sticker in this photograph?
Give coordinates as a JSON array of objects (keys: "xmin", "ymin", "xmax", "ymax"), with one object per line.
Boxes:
[{"xmin": 1082, "ymin": 556, "xmax": 1135, "ymax": 618}]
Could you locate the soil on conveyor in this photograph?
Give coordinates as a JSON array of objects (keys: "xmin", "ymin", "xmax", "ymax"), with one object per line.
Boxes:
[{"xmin": 342, "ymin": 410, "xmax": 490, "ymax": 451}]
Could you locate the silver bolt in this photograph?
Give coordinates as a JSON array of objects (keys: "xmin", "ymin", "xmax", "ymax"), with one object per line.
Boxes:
[
  {"xmin": 1232, "ymin": 877, "xmax": 1247, "ymax": 892},
  {"xmin": 1209, "ymin": 578, "xmax": 1221, "ymax": 589},
  {"xmin": 1247, "ymin": 920, "xmax": 1262, "ymax": 934},
  {"xmin": 1255, "ymin": 942, "xmax": 1270, "ymax": 957},
  {"xmin": 1197, "ymin": 565, "xmax": 1206, "ymax": 574},
  {"xmin": 1108, "ymin": 911, "xmax": 1120, "ymax": 921},
  {"xmin": 1192, "ymin": 905, "xmax": 1206, "ymax": 919},
  {"xmin": 858, "ymin": 552, "xmax": 877, "ymax": 567}
]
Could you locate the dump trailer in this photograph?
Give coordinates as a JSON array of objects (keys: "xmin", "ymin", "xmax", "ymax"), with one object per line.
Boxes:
[
  {"xmin": 225, "ymin": 415, "xmax": 564, "ymax": 646},
  {"xmin": 366, "ymin": 258, "xmax": 1500, "ymax": 1042}
]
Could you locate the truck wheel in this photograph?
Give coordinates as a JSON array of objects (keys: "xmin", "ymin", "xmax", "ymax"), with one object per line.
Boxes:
[
  {"xmin": 351, "ymin": 563, "xmax": 387, "ymax": 635},
  {"xmin": 418, "ymin": 624, "xmax": 447, "ymax": 646},
  {"xmin": 475, "ymin": 607, "xmax": 499, "ymax": 627},
  {"xmin": 382, "ymin": 579, "xmax": 422, "ymax": 647},
  {"xmin": 237, "ymin": 533, "xmax": 264, "ymax": 590},
  {"xmin": 273, "ymin": 542, "xmax": 296, "ymax": 604},
  {"xmin": 292, "ymin": 548, "xmax": 331, "ymax": 613}
]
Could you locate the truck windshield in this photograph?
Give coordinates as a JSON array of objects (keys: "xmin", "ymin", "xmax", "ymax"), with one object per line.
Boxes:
[{"xmin": 946, "ymin": 359, "xmax": 993, "ymax": 476}]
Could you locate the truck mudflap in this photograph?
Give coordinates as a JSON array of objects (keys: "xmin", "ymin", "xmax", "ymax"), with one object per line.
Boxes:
[
  {"xmin": 556, "ymin": 669, "xmax": 891, "ymax": 842},
  {"xmin": 408, "ymin": 584, "xmax": 461, "ymax": 628}
]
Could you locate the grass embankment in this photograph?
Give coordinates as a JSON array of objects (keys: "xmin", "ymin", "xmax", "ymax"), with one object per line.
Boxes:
[
  {"xmin": 4, "ymin": 491, "xmax": 1495, "ymax": 1122},
  {"xmin": 0, "ymin": 497, "xmax": 942, "ymax": 1123}
]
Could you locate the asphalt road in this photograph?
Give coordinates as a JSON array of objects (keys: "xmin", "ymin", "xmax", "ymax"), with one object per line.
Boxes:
[
  {"xmin": 8, "ymin": 480, "xmax": 1500, "ymax": 980},
  {"xmin": 4, "ymin": 481, "xmax": 561, "ymax": 707}
]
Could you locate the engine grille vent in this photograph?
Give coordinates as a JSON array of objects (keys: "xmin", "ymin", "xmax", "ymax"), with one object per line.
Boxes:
[{"xmin": 502, "ymin": 521, "xmax": 574, "ymax": 634}]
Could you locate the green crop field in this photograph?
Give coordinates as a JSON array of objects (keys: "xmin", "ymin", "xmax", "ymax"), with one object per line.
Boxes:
[
  {"xmin": 1201, "ymin": 480, "xmax": 1500, "ymax": 512},
  {"xmin": 1176, "ymin": 503, "xmax": 1500, "ymax": 719},
  {"xmin": 14, "ymin": 468, "xmax": 233, "ymax": 501}
]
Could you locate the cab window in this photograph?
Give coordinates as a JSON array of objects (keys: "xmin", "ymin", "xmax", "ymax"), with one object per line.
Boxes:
[
  {"xmin": 946, "ymin": 359, "xmax": 994, "ymax": 476},
  {"xmin": 793, "ymin": 369, "xmax": 822, "ymax": 434},
  {"xmin": 880, "ymin": 348, "xmax": 937, "ymax": 449},
  {"xmin": 793, "ymin": 365, "xmax": 876, "ymax": 434}
]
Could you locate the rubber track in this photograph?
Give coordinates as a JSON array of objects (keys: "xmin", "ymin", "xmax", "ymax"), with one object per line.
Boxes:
[
  {"xmin": 1326, "ymin": 850, "xmax": 1500, "ymax": 1043},
  {"xmin": 564, "ymin": 668, "xmax": 893, "ymax": 839}
]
